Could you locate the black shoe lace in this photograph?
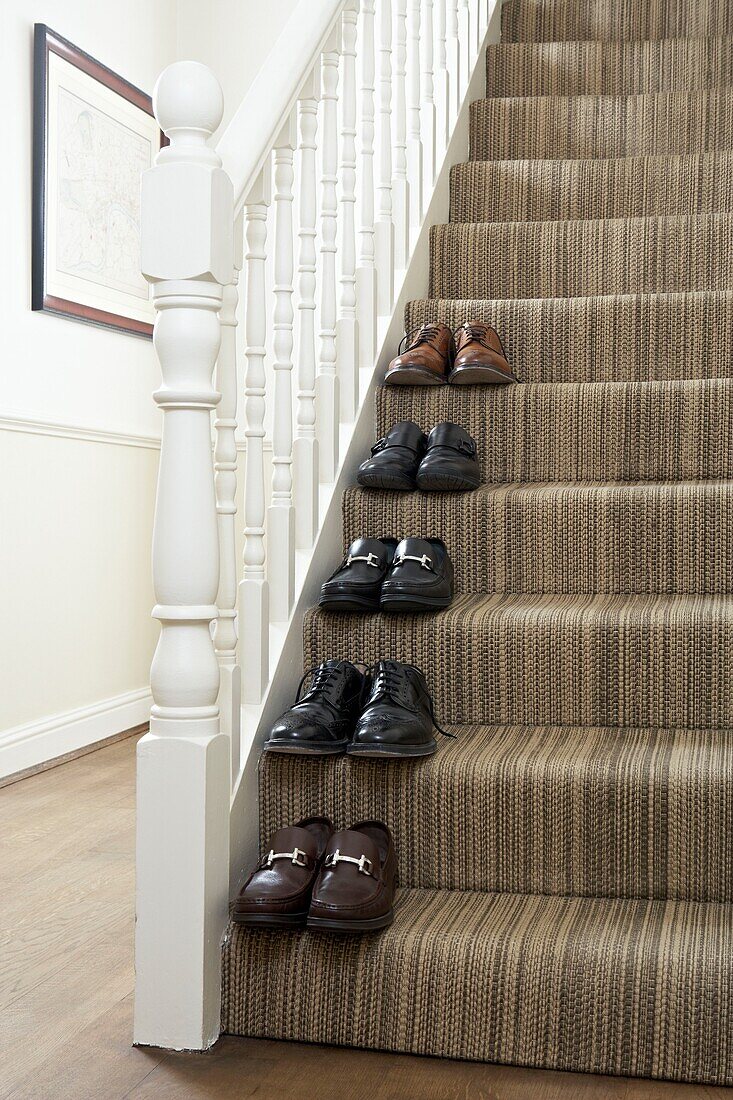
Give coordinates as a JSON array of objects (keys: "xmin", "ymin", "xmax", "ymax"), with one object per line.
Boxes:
[
  {"xmin": 452, "ymin": 322, "xmax": 503, "ymax": 353},
  {"xmin": 364, "ymin": 661, "xmax": 456, "ymax": 739},
  {"xmin": 398, "ymin": 322, "xmax": 449, "ymax": 357},
  {"xmin": 295, "ymin": 663, "xmax": 365, "ymax": 710}
]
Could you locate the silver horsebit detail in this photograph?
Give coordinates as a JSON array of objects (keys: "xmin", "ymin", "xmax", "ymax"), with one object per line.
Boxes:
[
  {"xmin": 263, "ymin": 847, "xmax": 308, "ymax": 868},
  {"xmin": 395, "ymin": 553, "xmax": 433, "ymax": 570},
  {"xmin": 346, "ymin": 552, "xmax": 381, "ymax": 569},
  {"xmin": 324, "ymin": 849, "xmax": 374, "ymax": 876}
]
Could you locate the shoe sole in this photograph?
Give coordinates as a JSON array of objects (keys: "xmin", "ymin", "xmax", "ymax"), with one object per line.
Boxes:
[
  {"xmin": 231, "ymin": 910, "xmax": 309, "ymax": 929},
  {"xmin": 319, "ymin": 592, "xmax": 381, "ymax": 612},
  {"xmin": 380, "ymin": 592, "xmax": 453, "ymax": 612},
  {"xmin": 263, "ymin": 739, "xmax": 349, "ymax": 756},
  {"xmin": 346, "ymin": 740, "xmax": 438, "ymax": 758},
  {"xmin": 384, "ymin": 366, "xmax": 446, "ymax": 386},
  {"xmin": 448, "ymin": 365, "xmax": 516, "ymax": 385},
  {"xmin": 415, "ymin": 472, "xmax": 480, "ymax": 492},
  {"xmin": 306, "ymin": 909, "xmax": 395, "ymax": 932},
  {"xmin": 356, "ymin": 471, "xmax": 417, "ymax": 491}
]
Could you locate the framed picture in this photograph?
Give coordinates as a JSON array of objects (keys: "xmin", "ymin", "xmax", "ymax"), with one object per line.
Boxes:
[{"xmin": 32, "ymin": 25, "xmax": 165, "ymax": 337}]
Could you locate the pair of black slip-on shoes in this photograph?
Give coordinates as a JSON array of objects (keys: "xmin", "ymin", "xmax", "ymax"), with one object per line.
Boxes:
[
  {"xmin": 319, "ymin": 537, "xmax": 454, "ymax": 613},
  {"xmin": 357, "ymin": 421, "xmax": 480, "ymax": 493}
]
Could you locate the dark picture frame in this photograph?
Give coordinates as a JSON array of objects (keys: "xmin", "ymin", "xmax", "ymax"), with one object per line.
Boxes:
[{"xmin": 32, "ymin": 25, "xmax": 165, "ymax": 337}]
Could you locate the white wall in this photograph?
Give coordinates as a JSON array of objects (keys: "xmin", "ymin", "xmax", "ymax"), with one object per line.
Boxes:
[{"xmin": 0, "ymin": 0, "xmax": 294, "ymax": 776}]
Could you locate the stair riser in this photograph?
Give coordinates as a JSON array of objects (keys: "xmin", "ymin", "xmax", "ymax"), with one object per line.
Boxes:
[
  {"xmin": 304, "ymin": 598, "xmax": 733, "ymax": 728},
  {"xmin": 377, "ymin": 379, "xmax": 733, "ymax": 483},
  {"xmin": 501, "ymin": 0, "xmax": 733, "ymax": 43},
  {"xmin": 450, "ymin": 155, "xmax": 733, "ymax": 223},
  {"xmin": 404, "ymin": 294, "xmax": 733, "ymax": 384},
  {"xmin": 223, "ymin": 891, "xmax": 733, "ymax": 1084},
  {"xmin": 470, "ymin": 91, "xmax": 733, "ymax": 161},
  {"xmin": 342, "ymin": 484, "xmax": 733, "ymax": 594},
  {"xmin": 486, "ymin": 38, "xmax": 733, "ymax": 98},
  {"xmin": 430, "ymin": 216, "xmax": 733, "ymax": 300},
  {"xmin": 260, "ymin": 726, "xmax": 733, "ymax": 901}
]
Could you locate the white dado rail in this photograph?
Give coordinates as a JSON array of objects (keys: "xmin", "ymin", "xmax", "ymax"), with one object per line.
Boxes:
[{"xmin": 135, "ymin": 0, "xmax": 497, "ymax": 1052}]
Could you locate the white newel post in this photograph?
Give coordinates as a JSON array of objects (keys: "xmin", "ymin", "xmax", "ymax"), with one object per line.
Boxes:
[
  {"xmin": 375, "ymin": 0, "xmax": 395, "ymax": 316},
  {"xmin": 268, "ymin": 120, "xmax": 296, "ymax": 622},
  {"xmin": 214, "ymin": 215, "xmax": 242, "ymax": 784},
  {"xmin": 315, "ymin": 36, "xmax": 341, "ymax": 482},
  {"xmin": 356, "ymin": 0, "xmax": 378, "ymax": 372},
  {"xmin": 434, "ymin": 0, "xmax": 450, "ymax": 152},
  {"xmin": 240, "ymin": 167, "xmax": 271, "ymax": 702},
  {"xmin": 294, "ymin": 70, "xmax": 321, "ymax": 549},
  {"xmin": 420, "ymin": 0, "xmax": 437, "ymax": 203},
  {"xmin": 337, "ymin": 1, "xmax": 361, "ymax": 421},
  {"xmin": 407, "ymin": 0, "xmax": 424, "ymax": 231},
  {"xmin": 135, "ymin": 62, "xmax": 232, "ymax": 1052},
  {"xmin": 447, "ymin": 0, "xmax": 461, "ymax": 125},
  {"xmin": 392, "ymin": 0, "xmax": 410, "ymax": 270}
]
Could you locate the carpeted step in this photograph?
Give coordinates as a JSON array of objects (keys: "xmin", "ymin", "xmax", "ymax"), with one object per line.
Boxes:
[
  {"xmin": 501, "ymin": 0, "xmax": 733, "ymax": 44},
  {"xmin": 260, "ymin": 724, "xmax": 733, "ymax": 901},
  {"xmin": 430, "ymin": 215, "xmax": 733, "ymax": 299},
  {"xmin": 404, "ymin": 292, "xmax": 733, "ymax": 384},
  {"xmin": 304, "ymin": 593, "xmax": 733, "ymax": 728},
  {"xmin": 222, "ymin": 889, "xmax": 733, "ymax": 1084},
  {"xmin": 469, "ymin": 90, "xmax": 733, "ymax": 161},
  {"xmin": 486, "ymin": 36, "xmax": 733, "ymax": 98},
  {"xmin": 342, "ymin": 481, "xmax": 733, "ymax": 594},
  {"xmin": 377, "ymin": 378, "xmax": 733, "ymax": 483},
  {"xmin": 450, "ymin": 153, "xmax": 733, "ymax": 223}
]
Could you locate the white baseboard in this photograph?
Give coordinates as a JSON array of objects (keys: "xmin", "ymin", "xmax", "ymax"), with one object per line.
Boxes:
[{"xmin": 0, "ymin": 687, "xmax": 152, "ymax": 779}]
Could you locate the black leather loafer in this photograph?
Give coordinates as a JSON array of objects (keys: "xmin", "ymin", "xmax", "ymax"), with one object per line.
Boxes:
[
  {"xmin": 357, "ymin": 421, "xmax": 428, "ymax": 491},
  {"xmin": 348, "ymin": 661, "xmax": 441, "ymax": 758},
  {"xmin": 319, "ymin": 538, "xmax": 398, "ymax": 611},
  {"xmin": 416, "ymin": 423, "xmax": 480, "ymax": 492},
  {"xmin": 264, "ymin": 660, "xmax": 366, "ymax": 754},
  {"xmin": 380, "ymin": 537, "xmax": 454, "ymax": 611}
]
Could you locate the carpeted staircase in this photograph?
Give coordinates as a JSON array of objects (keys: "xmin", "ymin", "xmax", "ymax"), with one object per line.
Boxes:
[{"xmin": 223, "ymin": 0, "xmax": 733, "ymax": 1084}]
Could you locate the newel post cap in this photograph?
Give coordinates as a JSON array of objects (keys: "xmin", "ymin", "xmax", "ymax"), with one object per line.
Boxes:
[{"xmin": 153, "ymin": 61, "xmax": 224, "ymax": 139}]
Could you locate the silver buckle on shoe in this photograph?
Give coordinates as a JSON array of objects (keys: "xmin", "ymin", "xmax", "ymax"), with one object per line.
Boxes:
[
  {"xmin": 263, "ymin": 847, "xmax": 308, "ymax": 868},
  {"xmin": 346, "ymin": 552, "xmax": 380, "ymax": 569},
  {"xmin": 395, "ymin": 552, "xmax": 432, "ymax": 570},
  {"xmin": 324, "ymin": 849, "xmax": 374, "ymax": 876}
]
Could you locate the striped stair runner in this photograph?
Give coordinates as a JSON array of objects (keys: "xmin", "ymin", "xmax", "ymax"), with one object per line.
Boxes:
[{"xmin": 224, "ymin": 0, "xmax": 733, "ymax": 1083}]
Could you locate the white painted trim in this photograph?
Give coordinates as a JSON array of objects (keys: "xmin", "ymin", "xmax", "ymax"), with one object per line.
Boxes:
[
  {"xmin": 0, "ymin": 412, "xmax": 161, "ymax": 450},
  {"xmin": 0, "ymin": 687, "xmax": 153, "ymax": 779}
]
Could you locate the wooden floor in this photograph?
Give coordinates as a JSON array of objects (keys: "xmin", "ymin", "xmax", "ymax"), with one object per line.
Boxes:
[{"xmin": 1, "ymin": 736, "xmax": 731, "ymax": 1100}]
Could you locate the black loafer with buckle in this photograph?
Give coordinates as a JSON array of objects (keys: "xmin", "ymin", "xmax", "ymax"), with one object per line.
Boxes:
[
  {"xmin": 319, "ymin": 537, "xmax": 399, "ymax": 611},
  {"xmin": 416, "ymin": 423, "xmax": 480, "ymax": 492},
  {"xmin": 357, "ymin": 421, "xmax": 428, "ymax": 491},
  {"xmin": 380, "ymin": 537, "xmax": 454, "ymax": 611}
]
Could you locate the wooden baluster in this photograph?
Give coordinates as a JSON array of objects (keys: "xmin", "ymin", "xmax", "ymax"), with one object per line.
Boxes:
[
  {"xmin": 337, "ymin": 0, "xmax": 360, "ymax": 421},
  {"xmin": 293, "ymin": 70, "xmax": 321, "ymax": 549},
  {"xmin": 406, "ymin": 0, "xmax": 424, "ymax": 231},
  {"xmin": 420, "ymin": 0, "xmax": 437, "ymax": 203},
  {"xmin": 447, "ymin": 0, "xmax": 461, "ymax": 125},
  {"xmin": 375, "ymin": 0, "xmax": 394, "ymax": 316},
  {"xmin": 135, "ymin": 62, "xmax": 231, "ymax": 1051},
  {"xmin": 434, "ymin": 0, "xmax": 450, "ymax": 152},
  {"xmin": 315, "ymin": 36, "xmax": 341, "ymax": 482},
  {"xmin": 459, "ymin": 0, "xmax": 471, "ymax": 95},
  {"xmin": 356, "ymin": 0, "xmax": 378, "ymax": 372},
  {"xmin": 239, "ymin": 166, "xmax": 271, "ymax": 703},
  {"xmin": 214, "ymin": 214, "xmax": 242, "ymax": 783},
  {"xmin": 392, "ymin": 0, "xmax": 410, "ymax": 270},
  {"xmin": 268, "ymin": 121, "xmax": 296, "ymax": 622}
]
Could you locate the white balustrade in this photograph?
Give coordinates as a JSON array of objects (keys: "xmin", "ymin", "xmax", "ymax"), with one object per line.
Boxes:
[
  {"xmin": 420, "ymin": 0, "xmax": 437, "ymax": 203},
  {"xmin": 459, "ymin": 0, "xmax": 471, "ymax": 98},
  {"xmin": 356, "ymin": 0, "xmax": 378, "ymax": 370},
  {"xmin": 434, "ymin": 0, "xmax": 450, "ymax": 151},
  {"xmin": 315, "ymin": 36, "xmax": 341, "ymax": 482},
  {"xmin": 375, "ymin": 0, "xmax": 395, "ymax": 316},
  {"xmin": 447, "ymin": 0, "xmax": 461, "ymax": 124},
  {"xmin": 267, "ymin": 120, "xmax": 296, "ymax": 622},
  {"xmin": 240, "ymin": 167, "xmax": 271, "ymax": 702},
  {"xmin": 293, "ymin": 70, "xmax": 321, "ymax": 549},
  {"xmin": 406, "ymin": 0, "xmax": 424, "ymax": 230},
  {"xmin": 337, "ymin": 1, "xmax": 361, "ymax": 420},
  {"xmin": 392, "ymin": 0, "xmax": 410, "ymax": 270}
]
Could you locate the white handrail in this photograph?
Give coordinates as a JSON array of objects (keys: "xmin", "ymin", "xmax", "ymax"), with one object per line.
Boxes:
[{"xmin": 217, "ymin": 0, "xmax": 344, "ymax": 211}]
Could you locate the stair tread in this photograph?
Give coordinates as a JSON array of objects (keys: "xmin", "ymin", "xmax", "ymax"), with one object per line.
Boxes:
[
  {"xmin": 501, "ymin": 0, "xmax": 733, "ymax": 43},
  {"xmin": 261, "ymin": 722, "xmax": 733, "ymax": 900},
  {"xmin": 222, "ymin": 886, "xmax": 733, "ymax": 1082}
]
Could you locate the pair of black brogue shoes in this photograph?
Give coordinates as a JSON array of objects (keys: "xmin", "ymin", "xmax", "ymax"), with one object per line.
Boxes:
[
  {"xmin": 264, "ymin": 659, "xmax": 454, "ymax": 758},
  {"xmin": 319, "ymin": 537, "xmax": 454, "ymax": 612},
  {"xmin": 358, "ymin": 421, "xmax": 480, "ymax": 492}
]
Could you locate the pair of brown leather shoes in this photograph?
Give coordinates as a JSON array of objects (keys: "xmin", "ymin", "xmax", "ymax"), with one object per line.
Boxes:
[
  {"xmin": 233, "ymin": 817, "xmax": 398, "ymax": 933},
  {"xmin": 385, "ymin": 321, "xmax": 514, "ymax": 385}
]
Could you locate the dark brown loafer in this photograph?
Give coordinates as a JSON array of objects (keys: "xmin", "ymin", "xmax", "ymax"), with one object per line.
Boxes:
[
  {"xmin": 307, "ymin": 820, "xmax": 397, "ymax": 932},
  {"xmin": 384, "ymin": 322, "xmax": 453, "ymax": 385},
  {"xmin": 232, "ymin": 816, "xmax": 333, "ymax": 928},
  {"xmin": 449, "ymin": 321, "xmax": 515, "ymax": 385}
]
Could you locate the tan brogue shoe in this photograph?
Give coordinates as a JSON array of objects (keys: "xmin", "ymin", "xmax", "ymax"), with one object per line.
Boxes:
[
  {"xmin": 384, "ymin": 322, "xmax": 453, "ymax": 385},
  {"xmin": 449, "ymin": 321, "xmax": 515, "ymax": 385}
]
